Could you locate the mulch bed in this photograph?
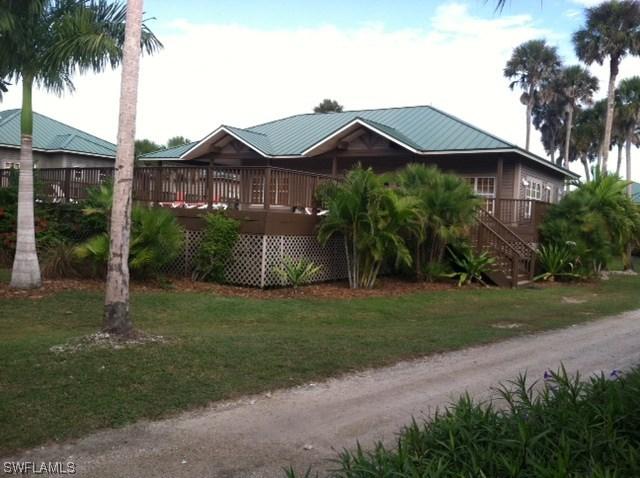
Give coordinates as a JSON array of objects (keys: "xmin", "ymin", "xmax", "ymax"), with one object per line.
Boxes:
[{"xmin": 0, "ymin": 276, "xmax": 469, "ymax": 300}]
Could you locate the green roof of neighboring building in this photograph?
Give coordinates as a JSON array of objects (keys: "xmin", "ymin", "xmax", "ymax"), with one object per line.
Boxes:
[
  {"xmin": 138, "ymin": 105, "xmax": 577, "ymax": 178},
  {"xmin": 0, "ymin": 109, "xmax": 116, "ymax": 158},
  {"xmin": 632, "ymin": 182, "xmax": 640, "ymax": 203}
]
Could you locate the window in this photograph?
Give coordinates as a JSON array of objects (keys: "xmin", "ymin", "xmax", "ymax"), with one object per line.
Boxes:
[
  {"xmin": 5, "ymin": 161, "xmax": 19, "ymax": 169},
  {"xmin": 465, "ymin": 176, "xmax": 496, "ymax": 213}
]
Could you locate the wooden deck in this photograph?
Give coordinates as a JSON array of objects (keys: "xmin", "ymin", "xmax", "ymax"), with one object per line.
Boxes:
[{"xmin": 1, "ymin": 166, "xmax": 551, "ymax": 241}]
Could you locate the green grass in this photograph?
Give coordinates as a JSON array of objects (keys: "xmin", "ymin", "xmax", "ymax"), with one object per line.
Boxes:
[{"xmin": 2, "ymin": 275, "xmax": 640, "ymax": 455}]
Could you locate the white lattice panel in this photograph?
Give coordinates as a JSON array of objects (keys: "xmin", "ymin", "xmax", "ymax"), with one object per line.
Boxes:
[{"xmin": 162, "ymin": 230, "xmax": 348, "ymax": 288}]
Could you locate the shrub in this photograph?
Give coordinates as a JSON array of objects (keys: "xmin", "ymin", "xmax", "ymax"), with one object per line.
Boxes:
[
  {"xmin": 192, "ymin": 212, "xmax": 240, "ymax": 282},
  {"xmin": 274, "ymin": 257, "xmax": 322, "ymax": 288},
  {"xmin": 393, "ymin": 164, "xmax": 479, "ymax": 280},
  {"xmin": 540, "ymin": 173, "xmax": 640, "ymax": 273},
  {"xmin": 75, "ymin": 206, "xmax": 184, "ymax": 278},
  {"xmin": 287, "ymin": 367, "xmax": 640, "ymax": 477},
  {"xmin": 41, "ymin": 241, "xmax": 81, "ymax": 279},
  {"xmin": 445, "ymin": 247, "xmax": 495, "ymax": 286},
  {"xmin": 317, "ymin": 165, "xmax": 422, "ymax": 289}
]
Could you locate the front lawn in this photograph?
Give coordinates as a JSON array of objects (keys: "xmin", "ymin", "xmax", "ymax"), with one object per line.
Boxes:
[{"xmin": 2, "ymin": 275, "xmax": 640, "ymax": 455}]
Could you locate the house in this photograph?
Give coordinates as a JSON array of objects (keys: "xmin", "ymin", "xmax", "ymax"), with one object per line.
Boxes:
[
  {"xmin": 138, "ymin": 105, "xmax": 578, "ymax": 287},
  {"xmin": 4, "ymin": 105, "xmax": 578, "ymax": 287},
  {"xmin": 0, "ymin": 109, "xmax": 116, "ymax": 169},
  {"xmin": 141, "ymin": 105, "xmax": 575, "ymax": 208}
]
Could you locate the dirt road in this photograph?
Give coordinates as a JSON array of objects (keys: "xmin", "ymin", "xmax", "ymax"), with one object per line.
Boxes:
[{"xmin": 6, "ymin": 310, "xmax": 640, "ymax": 478}]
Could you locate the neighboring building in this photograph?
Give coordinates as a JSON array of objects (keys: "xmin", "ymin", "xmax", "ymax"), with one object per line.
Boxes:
[{"xmin": 0, "ymin": 109, "xmax": 115, "ymax": 169}]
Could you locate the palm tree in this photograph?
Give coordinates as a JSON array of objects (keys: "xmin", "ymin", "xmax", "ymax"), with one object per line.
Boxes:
[
  {"xmin": 558, "ymin": 66, "xmax": 599, "ymax": 169},
  {"xmin": 571, "ymin": 107, "xmax": 603, "ymax": 181},
  {"xmin": 104, "ymin": 0, "xmax": 146, "ymax": 335},
  {"xmin": 504, "ymin": 39, "xmax": 562, "ymax": 151},
  {"xmin": 317, "ymin": 166, "xmax": 421, "ymax": 289},
  {"xmin": 0, "ymin": 0, "xmax": 161, "ymax": 289},
  {"xmin": 532, "ymin": 95, "xmax": 566, "ymax": 163},
  {"xmin": 394, "ymin": 164, "xmax": 479, "ymax": 279},
  {"xmin": 573, "ymin": 0, "xmax": 640, "ymax": 173},
  {"xmin": 617, "ymin": 77, "xmax": 640, "ymax": 195}
]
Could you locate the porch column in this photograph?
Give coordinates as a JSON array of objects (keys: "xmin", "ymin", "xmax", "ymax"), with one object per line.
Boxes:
[
  {"xmin": 263, "ymin": 165, "xmax": 271, "ymax": 210},
  {"xmin": 495, "ymin": 157, "xmax": 503, "ymax": 219},
  {"xmin": 331, "ymin": 154, "xmax": 338, "ymax": 177}
]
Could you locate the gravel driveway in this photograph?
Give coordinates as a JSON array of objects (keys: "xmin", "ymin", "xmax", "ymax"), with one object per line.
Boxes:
[{"xmin": 6, "ymin": 310, "xmax": 640, "ymax": 478}]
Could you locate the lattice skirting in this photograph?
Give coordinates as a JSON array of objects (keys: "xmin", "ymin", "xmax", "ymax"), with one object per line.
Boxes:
[{"xmin": 161, "ymin": 231, "xmax": 348, "ymax": 287}]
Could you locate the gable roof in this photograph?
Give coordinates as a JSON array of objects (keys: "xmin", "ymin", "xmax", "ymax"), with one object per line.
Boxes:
[
  {"xmin": 139, "ymin": 105, "xmax": 577, "ymax": 178},
  {"xmin": 0, "ymin": 109, "xmax": 116, "ymax": 158}
]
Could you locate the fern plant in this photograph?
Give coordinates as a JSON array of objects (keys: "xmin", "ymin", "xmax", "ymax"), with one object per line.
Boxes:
[{"xmin": 274, "ymin": 257, "xmax": 322, "ymax": 289}]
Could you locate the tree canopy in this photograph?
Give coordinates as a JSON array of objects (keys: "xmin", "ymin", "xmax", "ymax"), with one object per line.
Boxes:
[{"xmin": 313, "ymin": 99, "xmax": 344, "ymax": 113}]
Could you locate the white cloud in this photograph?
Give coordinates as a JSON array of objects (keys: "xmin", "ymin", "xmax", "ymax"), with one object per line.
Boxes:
[
  {"xmin": 1, "ymin": 2, "xmax": 638, "ymax": 181},
  {"xmin": 569, "ymin": 0, "xmax": 603, "ymax": 6}
]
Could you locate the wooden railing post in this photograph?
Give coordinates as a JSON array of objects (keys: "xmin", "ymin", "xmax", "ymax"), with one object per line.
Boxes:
[
  {"xmin": 206, "ymin": 162, "xmax": 213, "ymax": 209},
  {"xmin": 511, "ymin": 257, "xmax": 518, "ymax": 288},
  {"xmin": 63, "ymin": 168, "xmax": 71, "ymax": 203},
  {"xmin": 153, "ymin": 166, "xmax": 162, "ymax": 204},
  {"xmin": 263, "ymin": 166, "xmax": 271, "ymax": 210}
]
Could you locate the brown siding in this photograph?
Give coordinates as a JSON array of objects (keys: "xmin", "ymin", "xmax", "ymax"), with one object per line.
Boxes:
[{"xmin": 518, "ymin": 161, "xmax": 565, "ymax": 203}]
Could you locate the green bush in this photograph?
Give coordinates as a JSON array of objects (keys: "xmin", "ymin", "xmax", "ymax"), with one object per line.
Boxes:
[
  {"xmin": 540, "ymin": 173, "xmax": 640, "ymax": 273},
  {"xmin": 287, "ymin": 367, "xmax": 640, "ymax": 478},
  {"xmin": 75, "ymin": 206, "xmax": 184, "ymax": 278},
  {"xmin": 191, "ymin": 212, "xmax": 240, "ymax": 282},
  {"xmin": 274, "ymin": 257, "xmax": 322, "ymax": 288}
]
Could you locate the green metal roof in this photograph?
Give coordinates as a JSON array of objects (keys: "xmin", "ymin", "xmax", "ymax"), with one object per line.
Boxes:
[
  {"xmin": 0, "ymin": 109, "xmax": 116, "ymax": 158},
  {"xmin": 141, "ymin": 141, "xmax": 199, "ymax": 159},
  {"xmin": 248, "ymin": 105, "xmax": 511, "ymax": 155},
  {"xmin": 138, "ymin": 105, "xmax": 577, "ymax": 178},
  {"xmin": 632, "ymin": 182, "xmax": 640, "ymax": 203}
]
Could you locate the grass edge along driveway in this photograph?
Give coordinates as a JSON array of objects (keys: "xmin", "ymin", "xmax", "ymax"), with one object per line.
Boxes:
[{"xmin": 2, "ymin": 275, "xmax": 640, "ymax": 455}]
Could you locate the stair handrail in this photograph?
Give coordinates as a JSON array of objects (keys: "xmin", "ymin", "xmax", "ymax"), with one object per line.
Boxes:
[
  {"xmin": 476, "ymin": 207, "xmax": 536, "ymax": 258},
  {"xmin": 473, "ymin": 215, "xmax": 535, "ymax": 286}
]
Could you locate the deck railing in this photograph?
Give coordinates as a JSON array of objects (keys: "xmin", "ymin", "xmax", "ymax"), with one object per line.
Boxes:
[
  {"xmin": 0, "ymin": 166, "xmax": 335, "ymax": 211},
  {"xmin": 486, "ymin": 198, "xmax": 552, "ymax": 227}
]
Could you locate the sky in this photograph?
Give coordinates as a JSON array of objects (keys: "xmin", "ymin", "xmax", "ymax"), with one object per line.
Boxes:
[{"xmin": 1, "ymin": 0, "xmax": 639, "ymax": 180}]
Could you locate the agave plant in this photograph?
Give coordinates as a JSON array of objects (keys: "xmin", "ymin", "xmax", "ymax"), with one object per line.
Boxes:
[
  {"xmin": 445, "ymin": 247, "xmax": 495, "ymax": 287},
  {"xmin": 274, "ymin": 257, "xmax": 322, "ymax": 289},
  {"xmin": 534, "ymin": 243, "xmax": 582, "ymax": 281}
]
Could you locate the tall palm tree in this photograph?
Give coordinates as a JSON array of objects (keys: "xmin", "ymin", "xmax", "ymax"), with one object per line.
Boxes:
[
  {"xmin": 617, "ymin": 76, "xmax": 640, "ymax": 195},
  {"xmin": 504, "ymin": 39, "xmax": 562, "ymax": 151},
  {"xmin": 0, "ymin": 0, "xmax": 161, "ymax": 289},
  {"xmin": 558, "ymin": 66, "xmax": 599, "ymax": 169},
  {"xmin": 573, "ymin": 0, "xmax": 640, "ymax": 173},
  {"xmin": 104, "ymin": 0, "xmax": 145, "ymax": 335},
  {"xmin": 532, "ymin": 95, "xmax": 566, "ymax": 163}
]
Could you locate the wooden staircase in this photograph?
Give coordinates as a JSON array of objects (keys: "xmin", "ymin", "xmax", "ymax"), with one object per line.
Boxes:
[{"xmin": 471, "ymin": 207, "xmax": 537, "ymax": 288}]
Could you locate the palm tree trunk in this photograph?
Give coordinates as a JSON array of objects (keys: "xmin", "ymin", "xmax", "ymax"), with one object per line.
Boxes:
[
  {"xmin": 626, "ymin": 137, "xmax": 632, "ymax": 196},
  {"xmin": 563, "ymin": 107, "xmax": 573, "ymax": 169},
  {"xmin": 525, "ymin": 96, "xmax": 533, "ymax": 151},
  {"xmin": 616, "ymin": 144, "xmax": 623, "ymax": 177},
  {"xmin": 602, "ymin": 58, "xmax": 619, "ymax": 173},
  {"xmin": 581, "ymin": 155, "xmax": 591, "ymax": 182},
  {"xmin": 103, "ymin": 0, "xmax": 144, "ymax": 336},
  {"xmin": 10, "ymin": 74, "xmax": 41, "ymax": 289}
]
